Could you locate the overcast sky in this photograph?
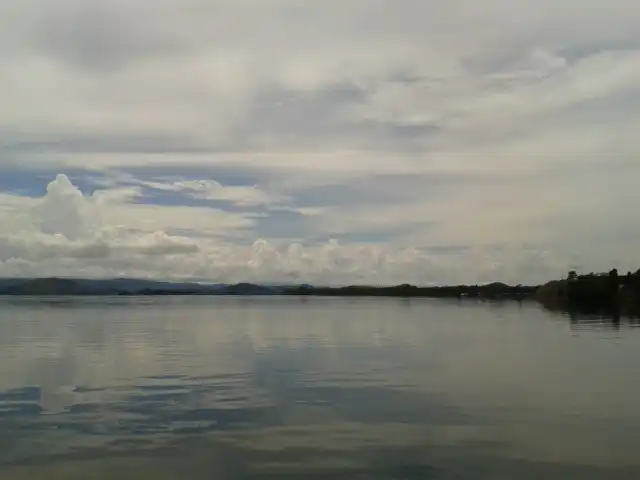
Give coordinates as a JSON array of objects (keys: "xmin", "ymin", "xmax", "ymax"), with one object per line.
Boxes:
[{"xmin": 1, "ymin": 0, "xmax": 639, "ymax": 284}]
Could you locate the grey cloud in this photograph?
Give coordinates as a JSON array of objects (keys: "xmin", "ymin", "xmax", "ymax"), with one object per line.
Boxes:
[
  {"xmin": 2, "ymin": 0, "xmax": 639, "ymax": 162},
  {"xmin": 69, "ymin": 242, "xmax": 111, "ymax": 259},
  {"xmin": 1, "ymin": 0, "xmax": 640, "ymax": 281},
  {"xmin": 71, "ymin": 241, "xmax": 200, "ymax": 258},
  {"xmin": 126, "ymin": 242, "xmax": 200, "ymax": 256},
  {"xmin": 1, "ymin": 134, "xmax": 214, "ymax": 156},
  {"xmin": 289, "ymin": 171, "xmax": 508, "ymax": 209},
  {"xmin": 0, "ymin": 236, "xmax": 199, "ymax": 262},
  {"xmin": 32, "ymin": 1, "xmax": 193, "ymax": 72},
  {"xmin": 228, "ymin": 83, "xmax": 367, "ymax": 149}
]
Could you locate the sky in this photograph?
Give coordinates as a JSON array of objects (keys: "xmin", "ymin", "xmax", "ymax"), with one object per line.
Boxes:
[{"xmin": 1, "ymin": 0, "xmax": 639, "ymax": 285}]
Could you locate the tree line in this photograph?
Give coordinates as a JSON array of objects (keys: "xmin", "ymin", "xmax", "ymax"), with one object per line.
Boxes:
[{"xmin": 536, "ymin": 268, "xmax": 640, "ymax": 315}]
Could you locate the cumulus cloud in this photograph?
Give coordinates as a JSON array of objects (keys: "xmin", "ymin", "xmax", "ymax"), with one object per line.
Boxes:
[
  {"xmin": 36, "ymin": 174, "xmax": 97, "ymax": 240},
  {"xmin": 0, "ymin": 174, "xmax": 577, "ymax": 284},
  {"xmin": 0, "ymin": 175, "xmax": 204, "ymax": 268}
]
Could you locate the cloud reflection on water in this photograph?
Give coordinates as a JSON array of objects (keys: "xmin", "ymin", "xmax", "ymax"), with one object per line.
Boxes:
[{"xmin": 1, "ymin": 297, "xmax": 640, "ymax": 479}]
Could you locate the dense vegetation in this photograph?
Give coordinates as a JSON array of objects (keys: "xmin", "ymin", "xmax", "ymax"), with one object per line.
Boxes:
[
  {"xmin": 536, "ymin": 269, "xmax": 640, "ymax": 315},
  {"xmin": 282, "ymin": 283, "xmax": 538, "ymax": 299}
]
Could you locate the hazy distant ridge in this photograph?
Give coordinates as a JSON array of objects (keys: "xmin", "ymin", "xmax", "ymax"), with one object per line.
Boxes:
[
  {"xmin": 0, "ymin": 278, "xmax": 230, "ymax": 296},
  {"xmin": 0, "ymin": 277, "xmax": 538, "ymax": 298}
]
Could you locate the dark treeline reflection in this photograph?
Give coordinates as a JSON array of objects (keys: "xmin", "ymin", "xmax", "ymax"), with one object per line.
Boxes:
[
  {"xmin": 564, "ymin": 310, "xmax": 640, "ymax": 332},
  {"xmin": 284, "ymin": 283, "xmax": 538, "ymax": 299}
]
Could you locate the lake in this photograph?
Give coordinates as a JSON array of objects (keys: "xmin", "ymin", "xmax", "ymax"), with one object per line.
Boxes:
[{"xmin": 0, "ymin": 296, "xmax": 639, "ymax": 479}]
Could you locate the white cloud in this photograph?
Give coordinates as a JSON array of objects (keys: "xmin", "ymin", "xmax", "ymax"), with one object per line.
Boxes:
[
  {"xmin": 139, "ymin": 179, "xmax": 289, "ymax": 208},
  {"xmin": 37, "ymin": 174, "xmax": 97, "ymax": 240},
  {"xmin": 0, "ymin": 174, "xmax": 596, "ymax": 285}
]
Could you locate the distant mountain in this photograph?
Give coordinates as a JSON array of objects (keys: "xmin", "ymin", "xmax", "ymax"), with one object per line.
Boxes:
[
  {"xmin": 0, "ymin": 278, "xmax": 227, "ymax": 296},
  {"xmin": 0, "ymin": 278, "xmax": 538, "ymax": 298},
  {"xmin": 79, "ymin": 278, "xmax": 225, "ymax": 294},
  {"xmin": 2, "ymin": 278, "xmax": 104, "ymax": 295},
  {"xmin": 0, "ymin": 278, "xmax": 291, "ymax": 296},
  {"xmin": 0, "ymin": 279, "xmax": 22, "ymax": 290},
  {"xmin": 216, "ymin": 283, "xmax": 279, "ymax": 295}
]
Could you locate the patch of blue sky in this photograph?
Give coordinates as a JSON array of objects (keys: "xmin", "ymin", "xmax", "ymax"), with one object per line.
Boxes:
[{"xmin": 0, "ymin": 166, "xmax": 102, "ymax": 197}]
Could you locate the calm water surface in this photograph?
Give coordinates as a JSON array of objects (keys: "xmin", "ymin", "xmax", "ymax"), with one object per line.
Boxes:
[{"xmin": 0, "ymin": 297, "xmax": 639, "ymax": 479}]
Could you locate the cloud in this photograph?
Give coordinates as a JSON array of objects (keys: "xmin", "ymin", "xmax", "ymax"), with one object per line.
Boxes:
[
  {"xmin": 139, "ymin": 179, "xmax": 289, "ymax": 208},
  {"xmin": 1, "ymin": 1, "xmax": 640, "ymax": 282},
  {"xmin": 2, "ymin": 0, "xmax": 637, "ymax": 165},
  {"xmin": 36, "ymin": 174, "xmax": 97, "ymax": 240},
  {"xmin": 0, "ymin": 174, "xmax": 577, "ymax": 284},
  {"xmin": 0, "ymin": 175, "xmax": 226, "ymax": 275}
]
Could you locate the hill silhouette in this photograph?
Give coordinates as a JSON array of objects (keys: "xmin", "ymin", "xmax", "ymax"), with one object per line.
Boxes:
[{"xmin": 0, "ymin": 277, "xmax": 538, "ymax": 299}]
